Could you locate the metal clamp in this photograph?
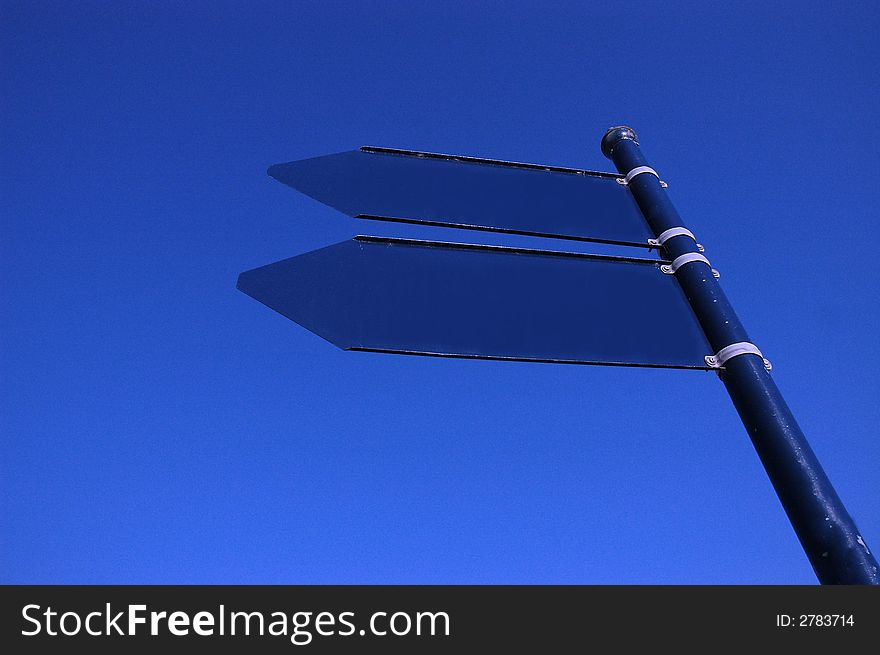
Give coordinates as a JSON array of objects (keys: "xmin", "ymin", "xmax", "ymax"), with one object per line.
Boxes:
[
  {"xmin": 705, "ymin": 342, "xmax": 772, "ymax": 371},
  {"xmin": 616, "ymin": 166, "xmax": 668, "ymax": 188},
  {"xmin": 660, "ymin": 253, "xmax": 719, "ymax": 278},
  {"xmin": 647, "ymin": 227, "xmax": 705, "ymax": 253}
]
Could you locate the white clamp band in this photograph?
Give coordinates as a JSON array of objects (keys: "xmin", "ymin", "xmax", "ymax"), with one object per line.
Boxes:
[
  {"xmin": 660, "ymin": 253, "xmax": 720, "ymax": 278},
  {"xmin": 705, "ymin": 342, "xmax": 772, "ymax": 371},
  {"xmin": 647, "ymin": 227, "xmax": 705, "ymax": 252},
  {"xmin": 616, "ymin": 166, "xmax": 668, "ymax": 188}
]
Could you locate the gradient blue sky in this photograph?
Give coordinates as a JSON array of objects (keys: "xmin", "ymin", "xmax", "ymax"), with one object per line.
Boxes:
[{"xmin": 2, "ymin": 1, "xmax": 878, "ymax": 584}]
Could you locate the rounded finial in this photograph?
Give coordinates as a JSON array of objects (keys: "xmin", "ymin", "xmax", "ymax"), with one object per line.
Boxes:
[{"xmin": 601, "ymin": 126, "xmax": 638, "ymax": 159}]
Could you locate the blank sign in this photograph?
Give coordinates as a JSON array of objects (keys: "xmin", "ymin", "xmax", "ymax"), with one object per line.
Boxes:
[
  {"xmin": 268, "ymin": 147, "xmax": 653, "ymax": 247},
  {"xmin": 237, "ymin": 237, "xmax": 711, "ymax": 369}
]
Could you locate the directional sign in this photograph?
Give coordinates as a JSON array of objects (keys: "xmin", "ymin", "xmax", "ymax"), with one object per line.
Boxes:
[
  {"xmin": 237, "ymin": 237, "xmax": 711, "ymax": 369},
  {"xmin": 267, "ymin": 147, "xmax": 653, "ymax": 247}
]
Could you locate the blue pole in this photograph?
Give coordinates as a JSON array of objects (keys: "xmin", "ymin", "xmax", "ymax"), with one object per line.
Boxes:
[{"xmin": 601, "ymin": 126, "xmax": 879, "ymax": 584}]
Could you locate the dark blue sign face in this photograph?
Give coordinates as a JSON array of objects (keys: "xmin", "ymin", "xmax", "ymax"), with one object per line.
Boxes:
[
  {"xmin": 267, "ymin": 147, "xmax": 653, "ymax": 247},
  {"xmin": 237, "ymin": 237, "xmax": 711, "ymax": 369}
]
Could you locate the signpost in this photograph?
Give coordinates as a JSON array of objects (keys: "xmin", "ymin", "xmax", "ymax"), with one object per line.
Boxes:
[{"xmin": 241, "ymin": 127, "xmax": 879, "ymax": 584}]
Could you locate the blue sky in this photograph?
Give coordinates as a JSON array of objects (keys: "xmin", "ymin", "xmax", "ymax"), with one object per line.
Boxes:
[{"xmin": 2, "ymin": 1, "xmax": 878, "ymax": 584}]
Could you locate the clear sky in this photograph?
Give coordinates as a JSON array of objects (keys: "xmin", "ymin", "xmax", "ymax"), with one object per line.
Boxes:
[{"xmin": 2, "ymin": 1, "xmax": 878, "ymax": 584}]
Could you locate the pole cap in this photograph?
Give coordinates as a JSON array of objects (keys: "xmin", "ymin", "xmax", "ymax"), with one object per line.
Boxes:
[{"xmin": 601, "ymin": 126, "xmax": 638, "ymax": 159}]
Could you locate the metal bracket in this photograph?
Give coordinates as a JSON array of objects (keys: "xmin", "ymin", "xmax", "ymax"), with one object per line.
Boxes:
[
  {"xmin": 705, "ymin": 342, "xmax": 772, "ymax": 371},
  {"xmin": 647, "ymin": 227, "xmax": 705, "ymax": 253},
  {"xmin": 660, "ymin": 253, "xmax": 720, "ymax": 278},
  {"xmin": 616, "ymin": 166, "xmax": 668, "ymax": 188}
]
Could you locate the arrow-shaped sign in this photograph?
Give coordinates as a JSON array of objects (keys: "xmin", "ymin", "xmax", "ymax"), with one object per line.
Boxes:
[
  {"xmin": 268, "ymin": 147, "xmax": 653, "ymax": 247},
  {"xmin": 237, "ymin": 236, "xmax": 711, "ymax": 369}
]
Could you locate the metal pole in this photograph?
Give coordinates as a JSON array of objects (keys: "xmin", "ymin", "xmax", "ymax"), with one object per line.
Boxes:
[{"xmin": 601, "ymin": 126, "xmax": 879, "ymax": 584}]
